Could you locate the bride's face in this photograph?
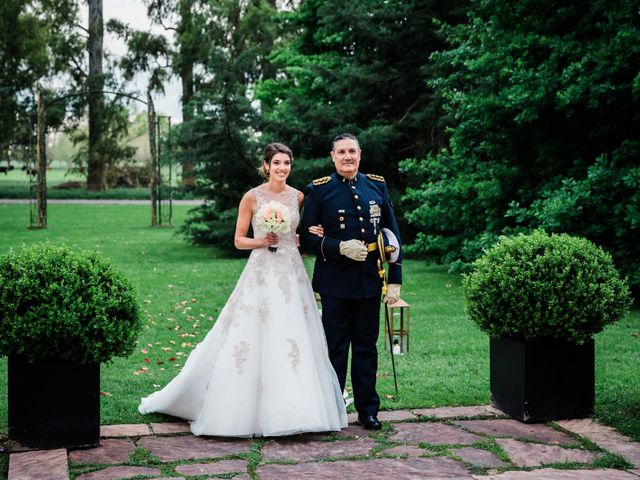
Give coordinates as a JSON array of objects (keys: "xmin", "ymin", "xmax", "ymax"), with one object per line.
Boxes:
[{"xmin": 267, "ymin": 153, "xmax": 292, "ymax": 182}]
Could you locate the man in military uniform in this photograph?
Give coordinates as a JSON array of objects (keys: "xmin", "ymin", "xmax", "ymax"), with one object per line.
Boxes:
[{"xmin": 300, "ymin": 133, "xmax": 402, "ymax": 430}]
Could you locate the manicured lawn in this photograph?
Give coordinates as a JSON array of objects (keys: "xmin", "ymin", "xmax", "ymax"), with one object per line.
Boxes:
[{"xmin": 0, "ymin": 203, "xmax": 638, "ymax": 446}]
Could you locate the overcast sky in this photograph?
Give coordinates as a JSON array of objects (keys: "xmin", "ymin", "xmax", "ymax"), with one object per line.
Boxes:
[{"xmin": 102, "ymin": 0, "xmax": 182, "ymax": 121}]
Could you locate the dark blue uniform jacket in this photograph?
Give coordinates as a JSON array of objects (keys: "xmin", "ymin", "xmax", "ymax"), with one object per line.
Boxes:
[{"xmin": 300, "ymin": 172, "xmax": 402, "ymax": 299}]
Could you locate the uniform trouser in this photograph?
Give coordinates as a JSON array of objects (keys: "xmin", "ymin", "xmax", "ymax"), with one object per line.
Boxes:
[{"xmin": 320, "ymin": 295, "xmax": 381, "ymax": 417}]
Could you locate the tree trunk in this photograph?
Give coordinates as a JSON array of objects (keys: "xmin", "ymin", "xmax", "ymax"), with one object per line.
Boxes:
[
  {"xmin": 179, "ymin": 62, "xmax": 195, "ymax": 187},
  {"xmin": 87, "ymin": 0, "xmax": 105, "ymax": 191},
  {"xmin": 148, "ymin": 92, "xmax": 158, "ymax": 226},
  {"xmin": 35, "ymin": 90, "xmax": 47, "ymax": 228},
  {"xmin": 178, "ymin": 0, "xmax": 196, "ymax": 187}
]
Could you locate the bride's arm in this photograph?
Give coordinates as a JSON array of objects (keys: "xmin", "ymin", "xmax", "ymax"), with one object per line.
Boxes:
[
  {"xmin": 296, "ymin": 190, "xmax": 304, "ymax": 246},
  {"xmin": 296, "ymin": 190, "xmax": 324, "ymax": 247},
  {"xmin": 234, "ymin": 191, "xmax": 278, "ymax": 250},
  {"xmin": 298, "ymin": 190, "xmax": 324, "ymax": 240}
]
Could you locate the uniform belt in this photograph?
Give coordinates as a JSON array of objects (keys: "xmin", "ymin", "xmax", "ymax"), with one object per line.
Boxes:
[{"xmin": 367, "ymin": 242, "xmax": 378, "ymax": 252}]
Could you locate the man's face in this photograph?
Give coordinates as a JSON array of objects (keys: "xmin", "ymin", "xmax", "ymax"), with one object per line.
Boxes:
[{"xmin": 331, "ymin": 139, "xmax": 361, "ymax": 178}]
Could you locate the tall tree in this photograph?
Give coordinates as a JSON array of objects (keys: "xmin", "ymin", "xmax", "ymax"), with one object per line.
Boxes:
[
  {"xmin": 86, "ymin": 0, "xmax": 105, "ymax": 190},
  {"xmin": 0, "ymin": 0, "xmax": 132, "ymax": 189},
  {"xmin": 402, "ymin": 0, "xmax": 640, "ymax": 290},
  {"xmin": 256, "ymin": 0, "xmax": 469, "ymax": 200},
  {"xmin": 0, "ymin": 0, "xmax": 81, "ymax": 156},
  {"xmin": 146, "ymin": 0, "xmax": 206, "ymax": 186},
  {"xmin": 178, "ymin": 0, "xmax": 279, "ymax": 250},
  {"xmin": 67, "ymin": 71, "xmax": 138, "ymax": 186},
  {"xmin": 110, "ymin": 0, "xmax": 210, "ymax": 186}
]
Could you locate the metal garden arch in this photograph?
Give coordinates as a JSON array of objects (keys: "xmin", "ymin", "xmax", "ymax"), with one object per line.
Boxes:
[{"xmin": 29, "ymin": 89, "xmax": 173, "ymax": 229}]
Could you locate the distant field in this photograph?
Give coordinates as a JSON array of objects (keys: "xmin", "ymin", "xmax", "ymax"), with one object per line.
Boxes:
[
  {"xmin": 0, "ymin": 165, "xmax": 83, "ymax": 187},
  {"xmin": 0, "ymin": 166, "xmax": 195, "ymax": 200}
]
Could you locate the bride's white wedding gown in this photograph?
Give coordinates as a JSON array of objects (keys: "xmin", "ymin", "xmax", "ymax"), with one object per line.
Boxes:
[{"xmin": 139, "ymin": 187, "xmax": 347, "ymax": 437}]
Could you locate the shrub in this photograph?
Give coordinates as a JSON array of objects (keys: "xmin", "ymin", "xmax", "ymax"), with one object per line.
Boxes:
[
  {"xmin": 0, "ymin": 243, "xmax": 142, "ymax": 364},
  {"xmin": 462, "ymin": 230, "xmax": 632, "ymax": 344}
]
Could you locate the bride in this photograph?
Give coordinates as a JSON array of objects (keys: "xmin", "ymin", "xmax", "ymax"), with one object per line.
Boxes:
[{"xmin": 139, "ymin": 143, "xmax": 348, "ymax": 437}]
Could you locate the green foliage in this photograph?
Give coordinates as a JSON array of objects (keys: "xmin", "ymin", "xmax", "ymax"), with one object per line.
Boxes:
[
  {"xmin": 402, "ymin": 0, "xmax": 640, "ymax": 290},
  {"xmin": 176, "ymin": 0, "xmax": 279, "ymax": 250},
  {"xmin": 506, "ymin": 141, "xmax": 640, "ymax": 290},
  {"xmin": 106, "ymin": 18, "xmax": 171, "ymax": 94},
  {"xmin": 0, "ymin": 243, "xmax": 142, "ymax": 364},
  {"xmin": 68, "ymin": 99, "xmax": 137, "ymax": 186},
  {"xmin": 256, "ymin": 0, "xmax": 469, "ymax": 189},
  {"xmin": 0, "ymin": 0, "xmax": 81, "ymax": 151},
  {"xmin": 462, "ymin": 230, "xmax": 632, "ymax": 344}
]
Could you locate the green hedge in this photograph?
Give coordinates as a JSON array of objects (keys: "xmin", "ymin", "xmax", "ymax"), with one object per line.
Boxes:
[
  {"xmin": 462, "ymin": 230, "xmax": 632, "ymax": 344},
  {"xmin": 0, "ymin": 244, "xmax": 142, "ymax": 364}
]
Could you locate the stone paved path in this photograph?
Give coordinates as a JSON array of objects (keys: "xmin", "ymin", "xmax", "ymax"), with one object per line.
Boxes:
[{"xmin": 6, "ymin": 406, "xmax": 640, "ymax": 479}]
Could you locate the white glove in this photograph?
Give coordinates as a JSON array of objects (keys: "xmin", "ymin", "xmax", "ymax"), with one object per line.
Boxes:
[
  {"xmin": 339, "ymin": 239, "xmax": 368, "ymax": 261},
  {"xmin": 384, "ymin": 284, "xmax": 401, "ymax": 304}
]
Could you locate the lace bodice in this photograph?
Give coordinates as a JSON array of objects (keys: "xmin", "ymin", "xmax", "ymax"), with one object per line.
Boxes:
[{"xmin": 251, "ymin": 186, "xmax": 300, "ymax": 249}]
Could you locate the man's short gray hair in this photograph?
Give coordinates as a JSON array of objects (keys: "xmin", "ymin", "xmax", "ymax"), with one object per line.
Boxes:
[{"xmin": 332, "ymin": 133, "xmax": 359, "ymax": 151}]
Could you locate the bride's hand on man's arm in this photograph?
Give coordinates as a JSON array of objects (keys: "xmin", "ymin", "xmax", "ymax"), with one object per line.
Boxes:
[{"xmin": 308, "ymin": 225, "xmax": 324, "ymax": 237}]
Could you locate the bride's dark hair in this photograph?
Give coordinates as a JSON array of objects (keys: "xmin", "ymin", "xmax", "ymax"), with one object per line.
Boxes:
[{"xmin": 259, "ymin": 143, "xmax": 293, "ymax": 179}]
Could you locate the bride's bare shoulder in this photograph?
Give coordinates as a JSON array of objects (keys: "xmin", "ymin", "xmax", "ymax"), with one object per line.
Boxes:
[{"xmin": 239, "ymin": 188, "xmax": 259, "ymax": 209}]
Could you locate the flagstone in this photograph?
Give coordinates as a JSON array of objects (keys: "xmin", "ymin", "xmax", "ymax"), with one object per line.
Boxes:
[
  {"xmin": 455, "ymin": 419, "xmax": 577, "ymax": 444},
  {"xmin": 451, "ymin": 447, "xmax": 510, "ymax": 468},
  {"xmin": 334, "ymin": 424, "xmax": 371, "ymax": 437},
  {"xmin": 11, "ymin": 407, "xmax": 640, "ymax": 480},
  {"xmin": 556, "ymin": 418, "xmax": 640, "ymax": 468},
  {"xmin": 150, "ymin": 421, "xmax": 191, "ymax": 435},
  {"xmin": 347, "ymin": 412, "xmax": 359, "ymax": 424},
  {"xmin": 75, "ymin": 466, "xmax": 161, "ymax": 480},
  {"xmin": 100, "ymin": 423, "xmax": 151, "ymax": 438},
  {"xmin": 174, "ymin": 459, "xmax": 248, "ymax": 475},
  {"xmin": 137, "ymin": 435, "xmax": 250, "ymax": 462},
  {"xmin": 378, "ymin": 410, "xmax": 417, "ymax": 422},
  {"xmin": 262, "ymin": 436, "xmax": 377, "ymax": 462},
  {"xmin": 471, "ymin": 467, "xmax": 639, "ymax": 479},
  {"xmin": 390, "ymin": 422, "xmax": 483, "ymax": 445},
  {"xmin": 68, "ymin": 438, "xmax": 136, "ymax": 465},
  {"xmin": 496, "ymin": 438, "xmax": 602, "ymax": 467},
  {"xmin": 381, "ymin": 445, "xmax": 426, "ymax": 457},
  {"xmin": 8, "ymin": 449, "xmax": 68, "ymax": 480},
  {"xmin": 484, "ymin": 405, "xmax": 506, "ymax": 416},
  {"xmin": 292, "ymin": 431, "xmax": 333, "ymax": 442},
  {"xmin": 257, "ymin": 456, "xmax": 474, "ymax": 479},
  {"xmin": 414, "ymin": 405, "xmax": 500, "ymax": 419}
]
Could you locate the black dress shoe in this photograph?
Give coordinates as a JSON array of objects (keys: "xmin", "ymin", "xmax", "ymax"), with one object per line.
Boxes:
[{"xmin": 358, "ymin": 414, "xmax": 382, "ymax": 430}]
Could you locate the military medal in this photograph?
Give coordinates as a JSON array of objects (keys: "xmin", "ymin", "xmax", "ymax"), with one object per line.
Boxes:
[{"xmin": 369, "ymin": 203, "xmax": 381, "ymax": 235}]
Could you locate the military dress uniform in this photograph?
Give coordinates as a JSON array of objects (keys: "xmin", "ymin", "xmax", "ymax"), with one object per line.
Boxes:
[{"xmin": 300, "ymin": 172, "xmax": 402, "ymax": 418}]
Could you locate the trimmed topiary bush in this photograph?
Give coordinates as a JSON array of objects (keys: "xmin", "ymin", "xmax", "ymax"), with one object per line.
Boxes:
[
  {"xmin": 0, "ymin": 243, "xmax": 142, "ymax": 364},
  {"xmin": 462, "ymin": 230, "xmax": 632, "ymax": 344}
]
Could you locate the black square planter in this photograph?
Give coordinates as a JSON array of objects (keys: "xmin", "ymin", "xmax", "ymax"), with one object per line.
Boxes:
[
  {"xmin": 8, "ymin": 356, "xmax": 100, "ymax": 450},
  {"xmin": 489, "ymin": 336, "xmax": 594, "ymax": 423}
]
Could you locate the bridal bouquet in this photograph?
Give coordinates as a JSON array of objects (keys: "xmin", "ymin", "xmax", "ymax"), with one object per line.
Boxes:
[{"xmin": 256, "ymin": 200, "xmax": 291, "ymax": 252}]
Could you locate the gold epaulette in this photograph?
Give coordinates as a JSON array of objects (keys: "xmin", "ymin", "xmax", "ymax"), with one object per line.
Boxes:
[
  {"xmin": 312, "ymin": 176, "xmax": 331, "ymax": 186},
  {"xmin": 366, "ymin": 173, "xmax": 385, "ymax": 182}
]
